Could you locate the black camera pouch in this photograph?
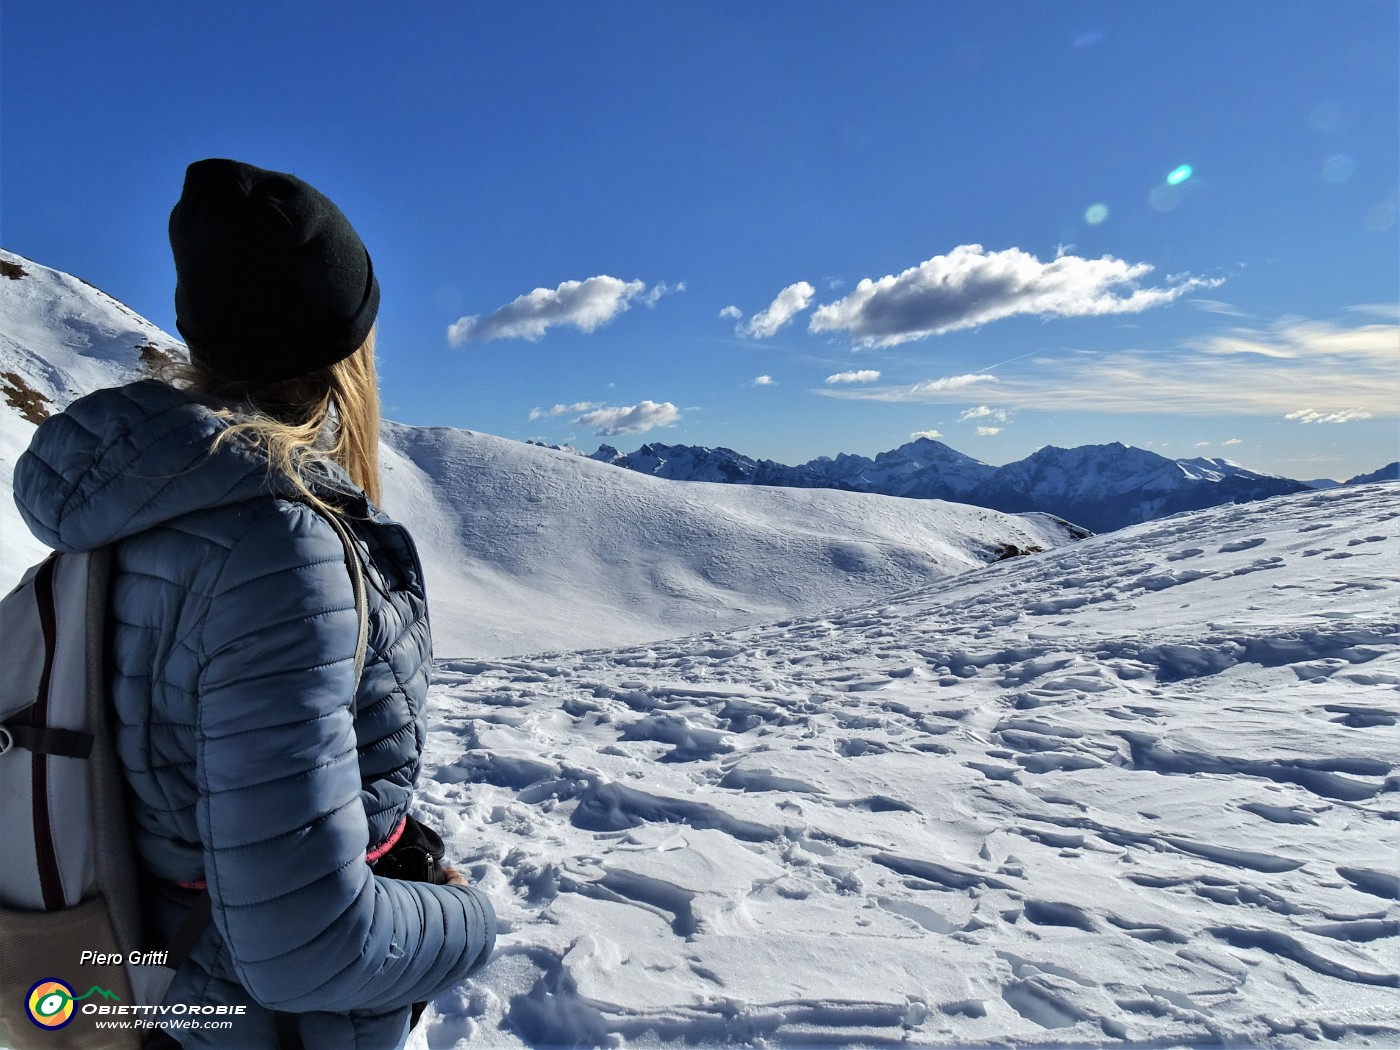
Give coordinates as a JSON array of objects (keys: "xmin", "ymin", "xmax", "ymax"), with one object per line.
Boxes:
[{"xmin": 370, "ymin": 814, "xmax": 448, "ymax": 885}]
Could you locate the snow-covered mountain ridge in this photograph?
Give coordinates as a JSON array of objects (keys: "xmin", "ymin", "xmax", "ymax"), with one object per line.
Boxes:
[
  {"xmin": 1347, "ymin": 462, "xmax": 1400, "ymax": 487},
  {"xmin": 0, "ymin": 252, "xmax": 187, "ymax": 579},
  {"xmin": 573, "ymin": 437, "xmax": 1320, "ymax": 533},
  {"xmin": 0, "ymin": 248, "xmax": 1081, "ymax": 657}
]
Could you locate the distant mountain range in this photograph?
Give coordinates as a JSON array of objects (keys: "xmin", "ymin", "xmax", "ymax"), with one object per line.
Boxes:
[
  {"xmin": 1342, "ymin": 462, "xmax": 1400, "ymax": 487},
  {"xmin": 540, "ymin": 438, "xmax": 1393, "ymax": 533}
]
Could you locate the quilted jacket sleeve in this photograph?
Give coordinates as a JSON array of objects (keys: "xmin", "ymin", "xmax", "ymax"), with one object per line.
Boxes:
[{"xmin": 194, "ymin": 501, "xmax": 494, "ymax": 1013}]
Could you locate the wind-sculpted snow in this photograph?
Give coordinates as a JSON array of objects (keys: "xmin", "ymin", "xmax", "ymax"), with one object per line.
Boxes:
[{"xmin": 413, "ymin": 483, "xmax": 1398, "ymax": 1049}]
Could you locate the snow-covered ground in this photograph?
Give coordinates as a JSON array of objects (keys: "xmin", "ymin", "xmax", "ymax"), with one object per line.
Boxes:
[{"xmin": 413, "ymin": 482, "xmax": 1398, "ymax": 1048}]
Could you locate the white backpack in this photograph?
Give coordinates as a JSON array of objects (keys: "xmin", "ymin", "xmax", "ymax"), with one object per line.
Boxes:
[{"xmin": 0, "ymin": 508, "xmax": 367, "ymax": 1049}]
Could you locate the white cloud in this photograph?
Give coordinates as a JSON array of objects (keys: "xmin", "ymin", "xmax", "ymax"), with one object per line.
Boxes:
[
  {"xmin": 528, "ymin": 401, "xmax": 600, "ymax": 421},
  {"xmin": 957, "ymin": 405, "xmax": 1007, "ymax": 423},
  {"xmin": 719, "ymin": 305, "xmax": 742, "ymax": 320},
  {"xmin": 975, "ymin": 425, "xmax": 1003, "ymax": 436},
  {"xmin": 808, "ymin": 244, "xmax": 1220, "ymax": 347},
  {"xmin": 576, "ymin": 401, "xmax": 681, "ymax": 436},
  {"xmin": 819, "ymin": 317, "xmax": 1397, "ymax": 418},
  {"xmin": 1223, "ymin": 438, "xmax": 1242, "ymax": 446},
  {"xmin": 642, "ymin": 281, "xmax": 686, "ymax": 307},
  {"xmin": 1195, "ymin": 441, "xmax": 1211, "ymax": 447},
  {"xmin": 753, "ymin": 375, "xmax": 776, "ymax": 387},
  {"xmin": 1285, "ymin": 409, "xmax": 1374, "ymax": 425},
  {"xmin": 910, "ymin": 429, "xmax": 942, "ymax": 440},
  {"xmin": 741, "ymin": 281, "xmax": 816, "ymax": 338},
  {"xmin": 448, "ymin": 275, "xmax": 647, "ymax": 345},
  {"xmin": 824, "ymin": 370, "xmax": 882, "ymax": 384}
]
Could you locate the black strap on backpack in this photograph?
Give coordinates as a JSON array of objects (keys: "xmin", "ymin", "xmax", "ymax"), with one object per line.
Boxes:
[
  {"xmin": 164, "ymin": 890, "xmax": 212, "ymax": 972},
  {"xmin": 275, "ymin": 1011, "xmax": 303, "ymax": 1049}
]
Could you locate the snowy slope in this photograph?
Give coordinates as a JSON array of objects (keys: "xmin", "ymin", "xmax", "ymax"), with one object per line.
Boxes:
[
  {"xmin": 0, "ymin": 248, "xmax": 187, "ymax": 585},
  {"xmin": 411, "ymin": 481, "xmax": 1399, "ymax": 1048},
  {"xmin": 1174, "ymin": 455, "xmax": 1288, "ymax": 483},
  {"xmin": 1, "ymin": 248, "xmax": 1083, "ymax": 657},
  {"xmin": 381, "ymin": 421, "xmax": 1075, "ymax": 657}
]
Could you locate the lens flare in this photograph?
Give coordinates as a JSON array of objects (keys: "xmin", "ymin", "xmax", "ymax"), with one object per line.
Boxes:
[
  {"xmin": 1322, "ymin": 155, "xmax": 1357, "ymax": 184},
  {"xmin": 1084, "ymin": 203, "xmax": 1109, "ymax": 225},
  {"xmin": 1366, "ymin": 203, "xmax": 1397, "ymax": 232},
  {"xmin": 1308, "ymin": 102, "xmax": 1349, "ymax": 133},
  {"xmin": 1148, "ymin": 184, "xmax": 1183, "ymax": 212},
  {"xmin": 1166, "ymin": 165, "xmax": 1193, "ymax": 186}
]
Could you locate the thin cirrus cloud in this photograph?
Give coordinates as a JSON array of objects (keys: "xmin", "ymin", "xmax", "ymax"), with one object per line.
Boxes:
[
  {"xmin": 807, "ymin": 244, "xmax": 1220, "ymax": 347},
  {"xmin": 576, "ymin": 401, "xmax": 681, "ymax": 437},
  {"xmin": 1191, "ymin": 319, "xmax": 1397, "ymax": 363},
  {"xmin": 909, "ymin": 374, "xmax": 998, "ymax": 396},
  {"xmin": 1190, "ymin": 298, "xmax": 1250, "ymax": 318},
  {"xmin": 736, "ymin": 281, "xmax": 816, "ymax": 338},
  {"xmin": 835, "ymin": 373, "xmax": 995, "ymax": 403},
  {"xmin": 824, "ymin": 369, "xmax": 881, "ymax": 384},
  {"xmin": 447, "ymin": 275, "xmax": 650, "ymax": 345},
  {"xmin": 820, "ymin": 317, "xmax": 1396, "ymax": 420}
]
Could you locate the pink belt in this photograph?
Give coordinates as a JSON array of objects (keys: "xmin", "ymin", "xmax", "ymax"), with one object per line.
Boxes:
[{"xmin": 174, "ymin": 815, "xmax": 408, "ymax": 891}]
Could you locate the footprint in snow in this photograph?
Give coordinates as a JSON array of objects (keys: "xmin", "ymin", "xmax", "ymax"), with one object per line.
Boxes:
[{"xmin": 1218, "ymin": 537, "xmax": 1267, "ymax": 553}]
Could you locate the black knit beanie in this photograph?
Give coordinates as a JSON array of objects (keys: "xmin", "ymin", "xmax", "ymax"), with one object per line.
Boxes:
[{"xmin": 169, "ymin": 158, "xmax": 379, "ymax": 383}]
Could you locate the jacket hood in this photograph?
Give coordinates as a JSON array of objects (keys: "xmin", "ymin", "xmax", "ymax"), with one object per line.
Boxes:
[{"xmin": 14, "ymin": 379, "xmax": 362, "ymax": 552}]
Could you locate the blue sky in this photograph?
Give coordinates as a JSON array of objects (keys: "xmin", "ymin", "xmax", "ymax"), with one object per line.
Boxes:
[{"xmin": 3, "ymin": 0, "xmax": 1396, "ymax": 479}]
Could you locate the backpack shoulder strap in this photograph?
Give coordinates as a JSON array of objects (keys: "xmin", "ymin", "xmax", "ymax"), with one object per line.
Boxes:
[{"xmin": 311, "ymin": 506, "xmax": 369, "ymax": 717}]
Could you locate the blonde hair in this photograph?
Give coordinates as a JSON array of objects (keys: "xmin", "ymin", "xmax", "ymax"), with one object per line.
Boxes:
[{"xmin": 157, "ymin": 331, "xmax": 382, "ymax": 515}]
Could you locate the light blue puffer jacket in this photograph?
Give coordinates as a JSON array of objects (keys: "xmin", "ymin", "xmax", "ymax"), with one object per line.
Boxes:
[{"xmin": 13, "ymin": 380, "xmax": 495, "ymax": 1049}]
